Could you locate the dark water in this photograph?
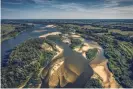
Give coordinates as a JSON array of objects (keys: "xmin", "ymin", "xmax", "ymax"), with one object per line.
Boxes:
[{"xmin": 1, "ymin": 24, "xmax": 57, "ymax": 65}]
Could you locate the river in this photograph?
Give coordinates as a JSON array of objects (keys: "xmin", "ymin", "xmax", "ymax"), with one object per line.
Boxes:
[
  {"xmin": 1, "ymin": 24, "xmax": 57, "ymax": 66},
  {"xmin": 1, "ymin": 24, "xmax": 118, "ymax": 88},
  {"xmin": 40, "ymin": 39, "xmax": 93, "ymax": 88}
]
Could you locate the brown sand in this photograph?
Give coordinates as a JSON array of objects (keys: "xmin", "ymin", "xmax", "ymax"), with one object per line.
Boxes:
[{"xmin": 39, "ymin": 32, "xmax": 61, "ymax": 38}]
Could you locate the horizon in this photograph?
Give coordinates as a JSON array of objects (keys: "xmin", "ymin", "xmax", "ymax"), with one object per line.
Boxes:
[
  {"xmin": 1, "ymin": 18, "xmax": 133, "ymax": 20},
  {"xmin": 2, "ymin": 0, "xmax": 133, "ymax": 19}
]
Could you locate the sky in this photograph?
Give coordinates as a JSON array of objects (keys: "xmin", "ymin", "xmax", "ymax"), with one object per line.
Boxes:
[{"xmin": 1, "ymin": 0, "xmax": 133, "ymax": 19}]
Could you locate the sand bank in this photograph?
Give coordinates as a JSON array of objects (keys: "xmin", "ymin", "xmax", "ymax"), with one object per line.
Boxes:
[
  {"xmin": 39, "ymin": 32, "xmax": 61, "ymax": 38},
  {"xmin": 71, "ymin": 37, "xmax": 119, "ymax": 88},
  {"xmin": 46, "ymin": 25, "xmax": 56, "ymax": 28}
]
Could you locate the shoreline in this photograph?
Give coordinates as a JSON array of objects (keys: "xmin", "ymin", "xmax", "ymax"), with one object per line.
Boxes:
[
  {"xmin": 39, "ymin": 32, "xmax": 61, "ymax": 38},
  {"xmin": 39, "ymin": 33, "xmax": 119, "ymax": 88},
  {"xmin": 45, "ymin": 25, "xmax": 56, "ymax": 28},
  {"xmin": 71, "ymin": 34, "xmax": 119, "ymax": 88}
]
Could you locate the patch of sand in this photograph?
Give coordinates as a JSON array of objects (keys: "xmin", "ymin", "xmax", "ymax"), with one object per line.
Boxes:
[
  {"xmin": 74, "ymin": 42, "xmax": 95, "ymax": 54},
  {"xmin": 50, "ymin": 60, "xmax": 64, "ymax": 76},
  {"xmin": 93, "ymin": 65, "xmax": 108, "ymax": 82},
  {"xmin": 52, "ymin": 45, "xmax": 63, "ymax": 60},
  {"xmin": 46, "ymin": 25, "xmax": 56, "ymax": 28},
  {"xmin": 70, "ymin": 34, "xmax": 81, "ymax": 38},
  {"xmin": 90, "ymin": 60, "xmax": 119, "ymax": 88},
  {"xmin": 72, "ymin": 38, "xmax": 119, "ymax": 88},
  {"xmin": 39, "ymin": 32, "xmax": 61, "ymax": 38}
]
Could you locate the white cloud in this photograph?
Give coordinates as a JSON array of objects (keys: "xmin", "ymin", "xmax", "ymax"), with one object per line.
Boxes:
[{"xmin": 2, "ymin": 0, "xmax": 133, "ymax": 19}]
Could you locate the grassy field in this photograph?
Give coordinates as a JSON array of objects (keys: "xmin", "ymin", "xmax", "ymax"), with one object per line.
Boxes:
[
  {"xmin": 1, "ymin": 24, "xmax": 16, "ymax": 42},
  {"xmin": 1, "ymin": 24, "xmax": 15, "ymax": 35},
  {"xmin": 83, "ymin": 25, "xmax": 102, "ymax": 29},
  {"xmin": 108, "ymin": 29, "xmax": 133, "ymax": 35}
]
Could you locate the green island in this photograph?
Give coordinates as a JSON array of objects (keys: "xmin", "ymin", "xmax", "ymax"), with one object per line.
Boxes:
[{"xmin": 86, "ymin": 48, "xmax": 98, "ymax": 62}]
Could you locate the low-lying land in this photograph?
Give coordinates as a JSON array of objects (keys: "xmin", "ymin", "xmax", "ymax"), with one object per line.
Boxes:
[{"xmin": 1, "ymin": 24, "xmax": 34, "ymax": 42}]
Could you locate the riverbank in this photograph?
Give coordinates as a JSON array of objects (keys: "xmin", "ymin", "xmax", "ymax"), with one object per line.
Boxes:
[
  {"xmin": 40, "ymin": 33, "xmax": 93, "ymax": 88},
  {"xmin": 46, "ymin": 25, "xmax": 56, "ymax": 28},
  {"xmin": 70, "ymin": 34, "xmax": 119, "ymax": 88},
  {"xmin": 39, "ymin": 32, "xmax": 119, "ymax": 88},
  {"xmin": 90, "ymin": 60, "xmax": 119, "ymax": 88},
  {"xmin": 39, "ymin": 32, "xmax": 61, "ymax": 38}
]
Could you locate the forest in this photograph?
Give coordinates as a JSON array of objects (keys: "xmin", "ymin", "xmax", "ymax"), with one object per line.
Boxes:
[
  {"xmin": 1, "ymin": 38, "xmax": 56, "ymax": 88},
  {"xmin": 84, "ymin": 78, "xmax": 103, "ymax": 88}
]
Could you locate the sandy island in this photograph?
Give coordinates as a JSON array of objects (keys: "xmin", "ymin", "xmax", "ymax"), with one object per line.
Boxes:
[
  {"xmin": 39, "ymin": 32, "xmax": 61, "ymax": 38},
  {"xmin": 46, "ymin": 25, "xmax": 56, "ymax": 28},
  {"xmin": 39, "ymin": 32, "xmax": 64, "ymax": 76}
]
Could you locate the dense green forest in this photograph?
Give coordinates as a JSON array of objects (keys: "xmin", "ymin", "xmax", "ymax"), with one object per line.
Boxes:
[
  {"xmin": 1, "ymin": 38, "xmax": 56, "ymax": 88},
  {"xmin": 97, "ymin": 35, "xmax": 133, "ymax": 88},
  {"xmin": 84, "ymin": 78, "xmax": 103, "ymax": 88}
]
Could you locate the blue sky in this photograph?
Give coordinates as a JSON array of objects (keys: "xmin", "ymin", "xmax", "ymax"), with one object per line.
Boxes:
[{"xmin": 1, "ymin": 0, "xmax": 133, "ymax": 19}]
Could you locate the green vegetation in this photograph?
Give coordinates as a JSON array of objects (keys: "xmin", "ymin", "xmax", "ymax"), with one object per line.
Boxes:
[
  {"xmin": 70, "ymin": 38, "xmax": 82, "ymax": 49},
  {"xmin": 1, "ymin": 38, "xmax": 56, "ymax": 88},
  {"xmin": 1, "ymin": 24, "xmax": 33, "ymax": 42},
  {"xmin": 86, "ymin": 48, "xmax": 98, "ymax": 62},
  {"xmin": 110, "ymin": 32, "xmax": 133, "ymax": 43},
  {"xmin": 56, "ymin": 23, "xmax": 133, "ymax": 88},
  {"xmin": 84, "ymin": 78, "xmax": 103, "ymax": 88},
  {"xmin": 46, "ymin": 34, "xmax": 62, "ymax": 43},
  {"xmin": 56, "ymin": 24, "xmax": 81, "ymax": 34},
  {"xmin": 109, "ymin": 29, "xmax": 133, "ymax": 35},
  {"xmin": 2, "ymin": 20, "xmax": 133, "ymax": 88},
  {"xmin": 89, "ymin": 34, "xmax": 133, "ymax": 88}
]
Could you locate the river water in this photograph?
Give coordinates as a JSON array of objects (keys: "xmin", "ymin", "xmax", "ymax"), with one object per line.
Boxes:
[{"xmin": 1, "ymin": 24, "xmax": 57, "ymax": 66}]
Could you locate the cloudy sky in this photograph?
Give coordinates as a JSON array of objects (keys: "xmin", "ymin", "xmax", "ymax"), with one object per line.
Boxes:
[{"xmin": 1, "ymin": 0, "xmax": 133, "ymax": 19}]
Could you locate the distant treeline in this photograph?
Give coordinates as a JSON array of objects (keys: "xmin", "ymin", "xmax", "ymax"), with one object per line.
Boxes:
[{"xmin": 1, "ymin": 23, "xmax": 34, "ymax": 42}]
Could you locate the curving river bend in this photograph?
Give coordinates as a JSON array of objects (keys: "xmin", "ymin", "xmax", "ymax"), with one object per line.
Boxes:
[
  {"xmin": 1, "ymin": 24, "xmax": 57, "ymax": 66},
  {"xmin": 1, "ymin": 24, "xmax": 119, "ymax": 88}
]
